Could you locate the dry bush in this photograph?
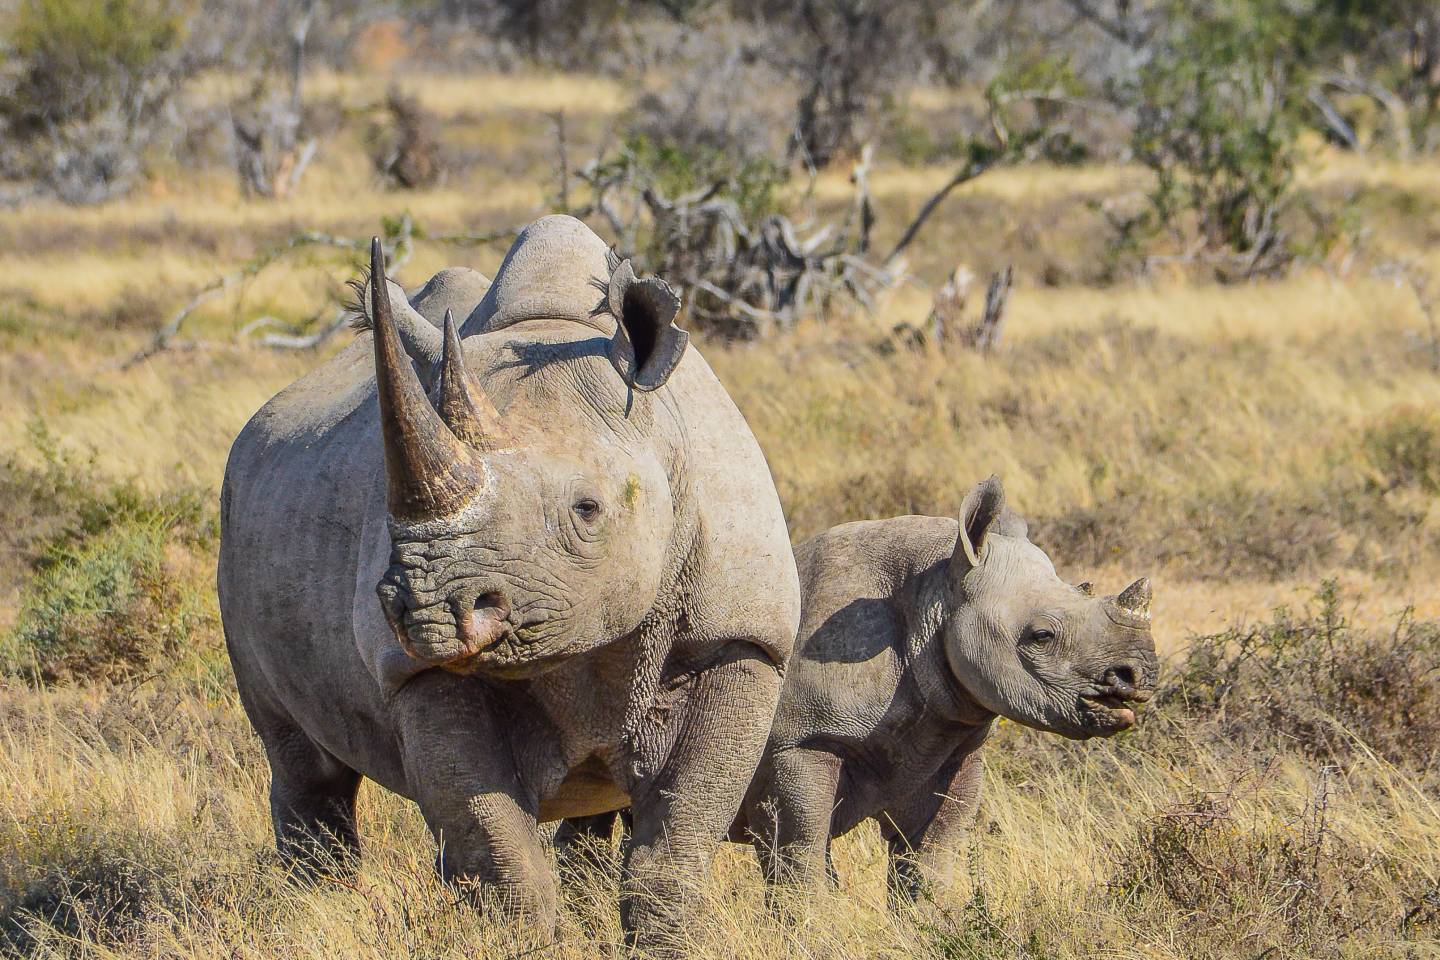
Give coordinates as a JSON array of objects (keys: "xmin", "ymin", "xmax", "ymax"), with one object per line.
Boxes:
[
  {"xmin": 1363, "ymin": 402, "xmax": 1440, "ymax": 494},
  {"xmin": 733, "ymin": 0, "xmax": 954, "ymax": 168},
  {"xmin": 624, "ymin": 30, "xmax": 792, "ymax": 170},
  {"xmin": 1109, "ymin": 772, "xmax": 1439, "ymax": 958},
  {"xmin": 1152, "ymin": 582, "xmax": 1440, "ymax": 770},
  {"xmin": 368, "ymin": 86, "xmax": 444, "ymax": 190}
]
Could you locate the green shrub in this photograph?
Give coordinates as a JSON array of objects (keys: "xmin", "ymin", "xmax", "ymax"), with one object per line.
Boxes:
[
  {"xmin": 0, "ymin": 429, "xmax": 218, "ymax": 685},
  {"xmin": 616, "ymin": 132, "xmax": 788, "ymax": 226},
  {"xmin": 0, "ymin": 0, "xmax": 197, "ymax": 201},
  {"xmin": 0, "ymin": 424, "xmax": 99, "ymax": 585},
  {"xmin": 1362, "ymin": 403, "xmax": 1440, "ymax": 494},
  {"xmin": 4, "ymin": 0, "xmax": 187, "ymax": 131},
  {"xmin": 1123, "ymin": 0, "xmax": 1311, "ymax": 276}
]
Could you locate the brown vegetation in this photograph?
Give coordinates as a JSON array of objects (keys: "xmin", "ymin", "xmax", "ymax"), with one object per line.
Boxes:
[{"xmin": 1, "ymin": 7, "xmax": 1439, "ymax": 950}]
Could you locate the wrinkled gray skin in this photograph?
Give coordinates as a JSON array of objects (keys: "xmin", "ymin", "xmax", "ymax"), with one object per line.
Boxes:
[
  {"xmin": 218, "ymin": 215, "xmax": 800, "ymax": 952},
  {"xmin": 560, "ymin": 476, "xmax": 1157, "ymax": 903}
]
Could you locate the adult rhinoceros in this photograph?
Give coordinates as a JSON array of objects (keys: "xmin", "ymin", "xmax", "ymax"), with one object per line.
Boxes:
[{"xmin": 217, "ymin": 215, "xmax": 800, "ymax": 950}]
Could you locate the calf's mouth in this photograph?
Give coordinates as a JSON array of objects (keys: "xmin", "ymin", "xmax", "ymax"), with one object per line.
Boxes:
[{"xmin": 1079, "ymin": 677, "xmax": 1153, "ymax": 732}]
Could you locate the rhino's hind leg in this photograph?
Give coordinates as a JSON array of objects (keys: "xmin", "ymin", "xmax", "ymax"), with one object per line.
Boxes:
[{"xmin": 262, "ymin": 723, "xmax": 364, "ymax": 879}]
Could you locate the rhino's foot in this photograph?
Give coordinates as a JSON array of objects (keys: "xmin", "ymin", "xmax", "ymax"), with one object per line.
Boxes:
[{"xmin": 438, "ymin": 861, "xmax": 559, "ymax": 928}]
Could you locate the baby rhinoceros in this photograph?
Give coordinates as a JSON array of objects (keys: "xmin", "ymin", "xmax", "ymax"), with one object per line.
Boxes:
[
  {"xmin": 565, "ymin": 475, "xmax": 1159, "ymax": 901},
  {"xmin": 740, "ymin": 475, "xmax": 1158, "ymax": 901}
]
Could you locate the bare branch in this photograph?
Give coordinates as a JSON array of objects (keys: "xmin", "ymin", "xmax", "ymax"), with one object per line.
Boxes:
[
  {"xmin": 123, "ymin": 228, "xmax": 391, "ymax": 369},
  {"xmin": 1307, "ymin": 85, "xmax": 1361, "ymax": 151},
  {"xmin": 975, "ymin": 266, "xmax": 1013, "ymax": 353},
  {"xmin": 1317, "ymin": 72, "xmax": 1414, "ymax": 158},
  {"xmin": 883, "ymin": 160, "xmax": 995, "ymax": 267}
]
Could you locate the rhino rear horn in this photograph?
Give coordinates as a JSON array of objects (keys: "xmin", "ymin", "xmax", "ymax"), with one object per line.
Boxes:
[
  {"xmin": 370, "ymin": 238, "xmax": 483, "ymax": 521},
  {"xmin": 435, "ymin": 309, "xmax": 509, "ymax": 450},
  {"xmin": 606, "ymin": 259, "xmax": 689, "ymax": 392}
]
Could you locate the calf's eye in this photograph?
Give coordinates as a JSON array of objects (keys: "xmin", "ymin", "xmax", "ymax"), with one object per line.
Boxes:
[
  {"xmin": 1027, "ymin": 628, "xmax": 1055, "ymax": 644},
  {"xmin": 573, "ymin": 498, "xmax": 602, "ymax": 522}
]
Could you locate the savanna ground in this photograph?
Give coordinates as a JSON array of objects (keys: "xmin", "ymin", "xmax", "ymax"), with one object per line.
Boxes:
[{"xmin": 3, "ymin": 68, "xmax": 1440, "ymax": 959}]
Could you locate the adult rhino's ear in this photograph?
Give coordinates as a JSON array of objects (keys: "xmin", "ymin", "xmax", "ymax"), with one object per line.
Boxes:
[
  {"xmin": 993, "ymin": 505, "xmax": 1028, "ymax": 540},
  {"xmin": 605, "ymin": 258, "xmax": 689, "ymax": 392},
  {"xmin": 954, "ymin": 475, "xmax": 1006, "ymax": 571}
]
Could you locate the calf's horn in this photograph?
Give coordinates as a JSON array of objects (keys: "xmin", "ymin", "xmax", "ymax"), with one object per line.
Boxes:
[
  {"xmin": 1114, "ymin": 577, "xmax": 1152, "ymax": 620},
  {"xmin": 435, "ymin": 309, "xmax": 508, "ymax": 450},
  {"xmin": 370, "ymin": 238, "xmax": 483, "ymax": 521}
]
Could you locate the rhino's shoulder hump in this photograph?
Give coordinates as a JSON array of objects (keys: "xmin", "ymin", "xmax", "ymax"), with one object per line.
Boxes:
[
  {"xmin": 464, "ymin": 215, "xmax": 613, "ymax": 336},
  {"xmin": 412, "ymin": 267, "xmax": 491, "ymax": 328}
]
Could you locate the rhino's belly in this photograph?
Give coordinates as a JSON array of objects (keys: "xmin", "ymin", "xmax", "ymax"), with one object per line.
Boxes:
[{"xmin": 537, "ymin": 755, "xmax": 631, "ymax": 822}]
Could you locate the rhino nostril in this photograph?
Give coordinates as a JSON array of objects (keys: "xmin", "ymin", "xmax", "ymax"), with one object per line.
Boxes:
[
  {"xmin": 473, "ymin": 591, "xmax": 510, "ymax": 621},
  {"xmin": 1106, "ymin": 664, "xmax": 1138, "ymax": 690}
]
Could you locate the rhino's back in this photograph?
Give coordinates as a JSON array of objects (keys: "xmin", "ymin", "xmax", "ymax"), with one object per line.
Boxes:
[{"xmin": 768, "ymin": 516, "xmax": 957, "ymax": 746}]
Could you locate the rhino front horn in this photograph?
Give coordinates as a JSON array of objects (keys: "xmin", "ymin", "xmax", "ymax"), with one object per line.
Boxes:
[
  {"xmin": 1115, "ymin": 577, "xmax": 1152, "ymax": 620},
  {"xmin": 370, "ymin": 238, "xmax": 484, "ymax": 521}
]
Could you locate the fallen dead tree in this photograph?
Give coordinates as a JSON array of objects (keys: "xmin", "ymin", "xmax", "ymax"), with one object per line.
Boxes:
[{"xmin": 565, "ymin": 141, "xmax": 998, "ymax": 339}]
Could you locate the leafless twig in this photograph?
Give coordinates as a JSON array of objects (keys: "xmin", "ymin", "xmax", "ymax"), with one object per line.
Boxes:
[
  {"xmin": 883, "ymin": 159, "xmax": 995, "ymax": 267},
  {"xmin": 123, "ymin": 218, "xmax": 417, "ymax": 368}
]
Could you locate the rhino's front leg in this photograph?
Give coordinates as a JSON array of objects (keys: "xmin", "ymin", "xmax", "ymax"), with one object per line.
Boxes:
[
  {"xmin": 744, "ymin": 744, "xmax": 843, "ymax": 892},
  {"xmin": 620, "ymin": 644, "xmax": 783, "ymax": 954},
  {"xmin": 881, "ymin": 740, "xmax": 986, "ymax": 907},
  {"xmin": 393, "ymin": 672, "xmax": 557, "ymax": 930}
]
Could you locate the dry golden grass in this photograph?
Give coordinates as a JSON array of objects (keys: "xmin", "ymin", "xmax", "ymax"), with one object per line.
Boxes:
[
  {"xmin": 4, "ymin": 70, "xmax": 1440, "ymax": 960},
  {"xmin": 3, "ymin": 665, "xmax": 1436, "ymax": 959}
]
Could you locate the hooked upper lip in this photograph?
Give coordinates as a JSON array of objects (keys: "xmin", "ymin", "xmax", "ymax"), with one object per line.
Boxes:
[
  {"xmin": 1080, "ymin": 682, "xmax": 1153, "ymax": 731},
  {"xmin": 1083, "ymin": 679, "xmax": 1153, "ymax": 706}
]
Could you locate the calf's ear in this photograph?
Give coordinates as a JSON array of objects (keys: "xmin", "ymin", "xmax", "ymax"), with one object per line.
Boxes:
[
  {"xmin": 954, "ymin": 475, "xmax": 1006, "ymax": 571},
  {"xmin": 606, "ymin": 259, "xmax": 689, "ymax": 392}
]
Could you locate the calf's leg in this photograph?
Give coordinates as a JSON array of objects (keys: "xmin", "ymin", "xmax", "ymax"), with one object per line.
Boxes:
[
  {"xmin": 743, "ymin": 745, "xmax": 842, "ymax": 893},
  {"xmin": 880, "ymin": 746, "xmax": 985, "ymax": 907}
]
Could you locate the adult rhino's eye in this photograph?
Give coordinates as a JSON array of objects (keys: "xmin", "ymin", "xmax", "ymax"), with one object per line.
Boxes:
[
  {"xmin": 573, "ymin": 498, "xmax": 602, "ymax": 523},
  {"xmin": 1026, "ymin": 628, "xmax": 1055, "ymax": 644}
]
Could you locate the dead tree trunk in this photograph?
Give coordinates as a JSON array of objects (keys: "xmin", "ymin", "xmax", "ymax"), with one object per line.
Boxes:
[{"xmin": 972, "ymin": 266, "xmax": 1013, "ymax": 353}]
